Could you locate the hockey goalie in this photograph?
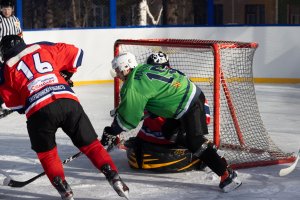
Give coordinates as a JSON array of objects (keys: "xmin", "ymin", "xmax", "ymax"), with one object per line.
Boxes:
[{"xmin": 123, "ymin": 52, "xmax": 211, "ymax": 173}]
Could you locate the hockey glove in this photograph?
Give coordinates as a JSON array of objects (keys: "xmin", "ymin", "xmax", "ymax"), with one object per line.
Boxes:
[
  {"xmin": 0, "ymin": 109, "xmax": 13, "ymax": 119},
  {"xmin": 60, "ymin": 70, "xmax": 74, "ymax": 87},
  {"xmin": 66, "ymin": 79, "xmax": 74, "ymax": 87},
  {"xmin": 101, "ymin": 127, "xmax": 120, "ymax": 151}
]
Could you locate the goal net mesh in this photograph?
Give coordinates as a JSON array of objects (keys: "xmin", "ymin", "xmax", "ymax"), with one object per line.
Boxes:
[{"xmin": 113, "ymin": 39, "xmax": 294, "ymax": 169}]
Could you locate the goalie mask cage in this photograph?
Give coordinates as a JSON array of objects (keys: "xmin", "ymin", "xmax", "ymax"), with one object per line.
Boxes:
[{"xmin": 113, "ymin": 39, "xmax": 295, "ymax": 169}]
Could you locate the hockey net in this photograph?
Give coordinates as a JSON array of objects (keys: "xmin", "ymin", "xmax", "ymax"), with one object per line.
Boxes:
[{"xmin": 113, "ymin": 39, "xmax": 295, "ymax": 169}]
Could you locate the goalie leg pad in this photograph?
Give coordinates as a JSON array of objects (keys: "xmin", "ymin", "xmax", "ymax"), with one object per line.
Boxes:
[{"xmin": 125, "ymin": 137, "xmax": 205, "ymax": 173}]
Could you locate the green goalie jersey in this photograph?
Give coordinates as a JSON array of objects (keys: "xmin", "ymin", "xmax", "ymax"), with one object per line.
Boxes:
[{"xmin": 116, "ymin": 64, "xmax": 199, "ymax": 131}]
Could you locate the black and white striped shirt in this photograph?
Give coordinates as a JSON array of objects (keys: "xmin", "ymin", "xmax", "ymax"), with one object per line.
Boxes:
[{"xmin": 0, "ymin": 13, "xmax": 22, "ymax": 41}]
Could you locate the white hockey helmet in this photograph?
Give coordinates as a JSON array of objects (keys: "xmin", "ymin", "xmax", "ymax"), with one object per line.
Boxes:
[{"xmin": 112, "ymin": 52, "xmax": 138, "ymax": 72}]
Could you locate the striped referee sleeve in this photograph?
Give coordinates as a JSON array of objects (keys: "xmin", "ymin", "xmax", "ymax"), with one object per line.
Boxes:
[{"xmin": 0, "ymin": 15, "xmax": 22, "ymax": 41}]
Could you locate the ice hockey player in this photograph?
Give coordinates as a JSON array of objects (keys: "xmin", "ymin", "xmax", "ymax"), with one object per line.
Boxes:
[
  {"xmin": 124, "ymin": 52, "xmax": 211, "ymax": 172},
  {"xmin": 0, "ymin": 0, "xmax": 23, "ymax": 117},
  {"xmin": 0, "ymin": 35, "xmax": 129, "ymax": 200},
  {"xmin": 101, "ymin": 51, "xmax": 242, "ymax": 192}
]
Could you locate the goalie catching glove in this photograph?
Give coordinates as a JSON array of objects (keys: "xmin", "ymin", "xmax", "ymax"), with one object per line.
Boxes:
[{"xmin": 101, "ymin": 126, "xmax": 120, "ymax": 151}]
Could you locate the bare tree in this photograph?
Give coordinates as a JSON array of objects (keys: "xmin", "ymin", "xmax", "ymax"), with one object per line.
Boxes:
[
  {"xmin": 32, "ymin": 1, "xmax": 46, "ymax": 28},
  {"xmin": 46, "ymin": 0, "xmax": 54, "ymax": 28},
  {"xmin": 148, "ymin": 0, "xmax": 163, "ymax": 25},
  {"xmin": 23, "ymin": 0, "xmax": 197, "ymax": 28},
  {"xmin": 82, "ymin": 0, "xmax": 93, "ymax": 27},
  {"xmin": 136, "ymin": 0, "xmax": 163, "ymax": 25},
  {"xmin": 71, "ymin": 0, "xmax": 82, "ymax": 27},
  {"xmin": 163, "ymin": 0, "xmax": 178, "ymax": 25}
]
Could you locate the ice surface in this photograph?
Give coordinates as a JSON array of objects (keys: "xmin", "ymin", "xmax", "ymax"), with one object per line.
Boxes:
[{"xmin": 0, "ymin": 84, "xmax": 299, "ymax": 199}]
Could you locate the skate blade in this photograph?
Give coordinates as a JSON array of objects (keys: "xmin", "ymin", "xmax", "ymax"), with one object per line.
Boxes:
[
  {"xmin": 122, "ymin": 190, "xmax": 129, "ymax": 200},
  {"xmin": 112, "ymin": 181, "xmax": 129, "ymax": 199},
  {"xmin": 222, "ymin": 180, "xmax": 242, "ymax": 193},
  {"xmin": 117, "ymin": 188, "xmax": 129, "ymax": 199},
  {"xmin": 62, "ymin": 195, "xmax": 75, "ymax": 200},
  {"xmin": 115, "ymin": 188, "xmax": 129, "ymax": 199}
]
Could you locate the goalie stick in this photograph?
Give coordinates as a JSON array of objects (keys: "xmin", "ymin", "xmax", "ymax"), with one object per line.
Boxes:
[{"xmin": 279, "ymin": 149, "xmax": 300, "ymax": 176}]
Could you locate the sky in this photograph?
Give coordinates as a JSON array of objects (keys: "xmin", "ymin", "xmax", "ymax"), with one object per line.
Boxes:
[{"xmin": 0, "ymin": 83, "xmax": 299, "ymax": 200}]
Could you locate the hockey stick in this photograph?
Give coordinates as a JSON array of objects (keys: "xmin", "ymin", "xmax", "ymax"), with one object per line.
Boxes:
[
  {"xmin": 3, "ymin": 140, "xmax": 119, "ymax": 188},
  {"xmin": 279, "ymin": 149, "xmax": 300, "ymax": 176},
  {"xmin": 3, "ymin": 113, "xmax": 149, "ymax": 188},
  {"xmin": 3, "ymin": 151, "xmax": 83, "ymax": 188}
]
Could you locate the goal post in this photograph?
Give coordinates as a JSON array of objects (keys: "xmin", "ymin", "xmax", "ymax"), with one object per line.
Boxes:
[{"xmin": 113, "ymin": 38, "xmax": 295, "ymax": 169}]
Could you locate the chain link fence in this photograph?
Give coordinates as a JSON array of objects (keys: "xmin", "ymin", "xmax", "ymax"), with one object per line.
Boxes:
[{"xmin": 6, "ymin": 0, "xmax": 300, "ymax": 29}]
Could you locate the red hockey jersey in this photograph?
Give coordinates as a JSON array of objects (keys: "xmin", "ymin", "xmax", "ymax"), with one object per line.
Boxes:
[
  {"xmin": 137, "ymin": 116, "xmax": 173, "ymax": 145},
  {"xmin": 0, "ymin": 42, "xmax": 83, "ymax": 118},
  {"xmin": 137, "ymin": 99, "xmax": 211, "ymax": 145}
]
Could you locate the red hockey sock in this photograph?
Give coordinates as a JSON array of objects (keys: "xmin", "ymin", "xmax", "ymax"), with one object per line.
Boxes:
[
  {"xmin": 37, "ymin": 146, "xmax": 65, "ymax": 184},
  {"xmin": 80, "ymin": 140, "xmax": 118, "ymax": 172},
  {"xmin": 220, "ymin": 170, "xmax": 229, "ymax": 182}
]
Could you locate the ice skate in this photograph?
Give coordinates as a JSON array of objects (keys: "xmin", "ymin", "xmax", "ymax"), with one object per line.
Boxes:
[
  {"xmin": 101, "ymin": 164, "xmax": 129, "ymax": 199},
  {"xmin": 219, "ymin": 168, "xmax": 242, "ymax": 193},
  {"xmin": 53, "ymin": 176, "xmax": 74, "ymax": 200}
]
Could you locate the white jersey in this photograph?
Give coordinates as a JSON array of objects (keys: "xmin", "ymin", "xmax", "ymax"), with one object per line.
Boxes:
[{"xmin": 0, "ymin": 13, "xmax": 22, "ymax": 41}]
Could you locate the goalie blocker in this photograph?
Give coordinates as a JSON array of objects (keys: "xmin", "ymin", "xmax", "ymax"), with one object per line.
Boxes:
[{"xmin": 124, "ymin": 137, "xmax": 206, "ymax": 173}]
